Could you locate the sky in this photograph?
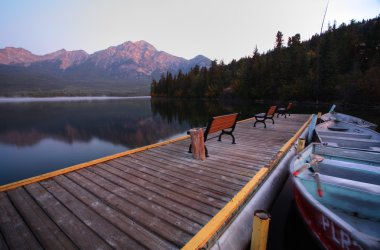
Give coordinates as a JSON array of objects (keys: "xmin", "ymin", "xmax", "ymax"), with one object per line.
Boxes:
[{"xmin": 1, "ymin": 0, "xmax": 379, "ymax": 63}]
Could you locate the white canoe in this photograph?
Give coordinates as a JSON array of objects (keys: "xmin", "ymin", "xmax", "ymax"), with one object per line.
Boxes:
[
  {"xmin": 321, "ymin": 112, "xmax": 377, "ymax": 130},
  {"xmin": 315, "ymin": 120, "xmax": 380, "ymax": 151}
]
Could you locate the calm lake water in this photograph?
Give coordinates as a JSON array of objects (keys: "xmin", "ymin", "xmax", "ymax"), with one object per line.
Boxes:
[{"xmin": 1, "ymin": 97, "xmax": 378, "ymax": 185}]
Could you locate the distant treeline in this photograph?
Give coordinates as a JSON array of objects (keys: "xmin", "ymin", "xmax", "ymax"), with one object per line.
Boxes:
[{"xmin": 151, "ymin": 16, "xmax": 380, "ymax": 105}]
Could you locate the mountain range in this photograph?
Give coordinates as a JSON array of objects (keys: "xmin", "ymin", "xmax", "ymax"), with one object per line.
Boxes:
[{"xmin": 0, "ymin": 40, "xmax": 211, "ymax": 96}]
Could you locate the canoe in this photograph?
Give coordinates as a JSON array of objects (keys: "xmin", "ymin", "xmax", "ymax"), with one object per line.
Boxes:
[
  {"xmin": 321, "ymin": 112, "xmax": 377, "ymax": 130},
  {"xmin": 315, "ymin": 120, "xmax": 380, "ymax": 152},
  {"xmin": 290, "ymin": 143, "xmax": 380, "ymax": 250}
]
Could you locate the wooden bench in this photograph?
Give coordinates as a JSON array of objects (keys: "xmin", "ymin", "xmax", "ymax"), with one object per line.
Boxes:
[
  {"xmin": 188, "ymin": 113, "xmax": 240, "ymax": 157},
  {"xmin": 253, "ymin": 106, "xmax": 277, "ymax": 128},
  {"xmin": 277, "ymin": 102, "xmax": 292, "ymax": 118}
]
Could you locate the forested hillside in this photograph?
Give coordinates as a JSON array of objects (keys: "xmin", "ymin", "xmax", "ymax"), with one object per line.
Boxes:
[{"xmin": 151, "ymin": 16, "xmax": 380, "ymax": 105}]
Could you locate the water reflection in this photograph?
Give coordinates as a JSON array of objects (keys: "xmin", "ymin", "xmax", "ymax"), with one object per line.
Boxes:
[
  {"xmin": 0, "ymin": 98, "xmax": 186, "ymax": 149},
  {"xmin": 150, "ymin": 98, "xmax": 266, "ymax": 127},
  {"xmin": 0, "ymin": 98, "xmax": 263, "ymax": 150}
]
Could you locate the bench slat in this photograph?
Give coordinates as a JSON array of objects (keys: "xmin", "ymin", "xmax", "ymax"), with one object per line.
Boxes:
[
  {"xmin": 208, "ymin": 115, "xmax": 238, "ymax": 134},
  {"xmin": 267, "ymin": 106, "xmax": 277, "ymax": 116}
]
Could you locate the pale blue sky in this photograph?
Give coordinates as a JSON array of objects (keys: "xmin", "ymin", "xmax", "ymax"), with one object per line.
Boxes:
[{"xmin": 1, "ymin": 0, "xmax": 379, "ymax": 63}]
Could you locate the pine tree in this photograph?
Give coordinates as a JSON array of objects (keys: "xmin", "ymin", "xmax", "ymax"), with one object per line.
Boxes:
[{"xmin": 275, "ymin": 31, "xmax": 284, "ymax": 49}]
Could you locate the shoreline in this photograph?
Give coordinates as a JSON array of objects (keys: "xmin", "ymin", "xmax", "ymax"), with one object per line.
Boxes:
[{"xmin": 0, "ymin": 96, "xmax": 151, "ymax": 103}]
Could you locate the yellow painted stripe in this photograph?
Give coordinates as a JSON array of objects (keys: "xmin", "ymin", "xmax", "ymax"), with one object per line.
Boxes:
[
  {"xmin": 182, "ymin": 167, "xmax": 269, "ymax": 250},
  {"xmin": 0, "ymin": 135, "xmax": 190, "ymax": 192},
  {"xmin": 182, "ymin": 115, "xmax": 313, "ymax": 250}
]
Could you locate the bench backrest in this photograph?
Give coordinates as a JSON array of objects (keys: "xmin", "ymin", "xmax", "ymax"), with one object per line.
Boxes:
[
  {"xmin": 205, "ymin": 113, "xmax": 240, "ymax": 140},
  {"xmin": 287, "ymin": 103, "xmax": 292, "ymax": 111},
  {"xmin": 267, "ymin": 106, "xmax": 277, "ymax": 116}
]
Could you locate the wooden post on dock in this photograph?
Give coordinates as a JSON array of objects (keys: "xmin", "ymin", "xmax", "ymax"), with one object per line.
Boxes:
[
  {"xmin": 317, "ymin": 112, "xmax": 322, "ymax": 124},
  {"xmin": 189, "ymin": 128, "xmax": 206, "ymax": 160},
  {"xmin": 296, "ymin": 138, "xmax": 306, "ymax": 154},
  {"xmin": 251, "ymin": 210, "xmax": 271, "ymax": 250}
]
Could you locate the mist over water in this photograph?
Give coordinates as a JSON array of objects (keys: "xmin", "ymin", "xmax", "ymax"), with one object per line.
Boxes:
[{"xmin": 0, "ymin": 96, "xmax": 150, "ymax": 103}]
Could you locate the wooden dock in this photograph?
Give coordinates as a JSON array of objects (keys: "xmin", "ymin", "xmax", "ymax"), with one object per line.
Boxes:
[{"xmin": 0, "ymin": 114, "xmax": 310, "ymax": 249}]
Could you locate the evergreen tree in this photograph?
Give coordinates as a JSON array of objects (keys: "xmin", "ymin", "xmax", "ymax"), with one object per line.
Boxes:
[{"xmin": 275, "ymin": 31, "xmax": 284, "ymax": 49}]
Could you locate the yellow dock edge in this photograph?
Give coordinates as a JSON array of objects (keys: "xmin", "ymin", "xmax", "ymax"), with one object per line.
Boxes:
[
  {"xmin": 0, "ymin": 135, "xmax": 190, "ymax": 192},
  {"xmin": 182, "ymin": 115, "xmax": 312, "ymax": 250}
]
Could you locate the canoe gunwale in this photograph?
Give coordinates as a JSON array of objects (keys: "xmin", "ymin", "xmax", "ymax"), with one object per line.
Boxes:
[{"xmin": 298, "ymin": 171, "xmax": 380, "ymax": 195}]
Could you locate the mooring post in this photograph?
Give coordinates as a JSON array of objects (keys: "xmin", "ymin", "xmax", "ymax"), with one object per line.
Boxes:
[
  {"xmin": 189, "ymin": 128, "xmax": 206, "ymax": 160},
  {"xmin": 251, "ymin": 210, "xmax": 271, "ymax": 250},
  {"xmin": 317, "ymin": 112, "xmax": 322, "ymax": 124}
]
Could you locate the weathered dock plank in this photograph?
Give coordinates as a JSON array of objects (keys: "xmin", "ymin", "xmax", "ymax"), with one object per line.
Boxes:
[
  {"xmin": 151, "ymin": 146, "xmax": 260, "ymax": 176},
  {"xmin": 110, "ymin": 157, "xmax": 232, "ymax": 204},
  {"xmin": 78, "ymin": 167, "xmax": 202, "ymax": 234},
  {"xmin": 0, "ymin": 192, "xmax": 42, "ymax": 250},
  {"xmin": 134, "ymin": 150, "xmax": 248, "ymax": 184},
  {"xmin": 102, "ymin": 161, "xmax": 226, "ymax": 212},
  {"xmin": 142, "ymin": 149, "xmax": 252, "ymax": 183},
  {"xmin": 115, "ymin": 156, "xmax": 236, "ymax": 201},
  {"xmin": 54, "ymin": 174, "xmax": 177, "ymax": 250},
  {"xmin": 66, "ymin": 170, "xmax": 192, "ymax": 247},
  {"xmin": 0, "ymin": 114, "xmax": 310, "ymax": 249},
  {"xmin": 128, "ymin": 153, "xmax": 244, "ymax": 192},
  {"xmin": 102, "ymin": 160, "xmax": 223, "ymax": 215},
  {"xmin": 0, "ymin": 232, "xmax": 9, "ymax": 250},
  {"xmin": 7, "ymin": 188, "xmax": 77, "ymax": 249},
  {"xmin": 25, "ymin": 182, "xmax": 112, "ymax": 249},
  {"xmin": 40, "ymin": 178, "xmax": 143, "ymax": 249}
]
